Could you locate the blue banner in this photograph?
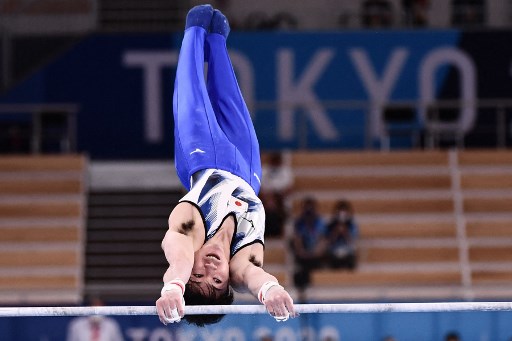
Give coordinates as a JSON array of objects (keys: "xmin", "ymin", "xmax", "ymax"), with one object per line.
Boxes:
[
  {"xmin": 2, "ymin": 30, "xmax": 511, "ymax": 158},
  {"xmin": 1, "ymin": 310, "xmax": 512, "ymax": 340}
]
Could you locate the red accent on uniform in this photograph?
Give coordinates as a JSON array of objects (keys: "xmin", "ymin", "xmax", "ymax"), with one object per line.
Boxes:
[{"xmin": 235, "ymin": 201, "xmax": 242, "ymax": 206}]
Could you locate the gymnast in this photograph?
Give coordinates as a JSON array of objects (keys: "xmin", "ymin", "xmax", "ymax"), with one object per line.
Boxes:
[{"xmin": 155, "ymin": 4, "xmax": 296, "ymax": 326}]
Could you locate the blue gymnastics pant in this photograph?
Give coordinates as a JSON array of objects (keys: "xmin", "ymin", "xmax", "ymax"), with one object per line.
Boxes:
[{"xmin": 173, "ymin": 27, "xmax": 262, "ymax": 194}]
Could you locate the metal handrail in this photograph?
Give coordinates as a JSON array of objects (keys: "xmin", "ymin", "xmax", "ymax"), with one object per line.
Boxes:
[{"xmin": 0, "ymin": 103, "xmax": 79, "ymax": 154}]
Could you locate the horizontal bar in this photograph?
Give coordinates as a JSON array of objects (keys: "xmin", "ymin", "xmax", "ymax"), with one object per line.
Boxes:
[{"xmin": 1, "ymin": 302, "xmax": 512, "ymax": 317}]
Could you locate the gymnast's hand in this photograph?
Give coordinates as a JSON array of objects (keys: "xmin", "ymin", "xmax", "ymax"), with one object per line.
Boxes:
[
  {"xmin": 259, "ymin": 281, "xmax": 297, "ymax": 322},
  {"xmin": 156, "ymin": 279, "xmax": 186, "ymax": 325}
]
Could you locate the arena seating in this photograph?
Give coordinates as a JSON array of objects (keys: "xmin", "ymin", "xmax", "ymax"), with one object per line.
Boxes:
[
  {"xmin": 269, "ymin": 150, "xmax": 512, "ymax": 301},
  {"xmin": 98, "ymin": 0, "xmax": 188, "ymax": 32},
  {"xmin": 0, "ymin": 155, "xmax": 87, "ymax": 304},
  {"xmin": 6, "ymin": 151, "xmax": 508, "ymax": 304},
  {"xmin": 85, "ymin": 190, "xmax": 182, "ymax": 301},
  {"xmin": 0, "ymin": 0, "xmax": 93, "ymax": 14},
  {"xmin": 458, "ymin": 151, "xmax": 512, "ymax": 292},
  {"xmin": 260, "ymin": 239, "xmax": 288, "ymax": 285}
]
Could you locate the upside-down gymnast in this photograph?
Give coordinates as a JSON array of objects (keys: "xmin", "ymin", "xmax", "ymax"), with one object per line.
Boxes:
[{"xmin": 155, "ymin": 5, "xmax": 296, "ymax": 326}]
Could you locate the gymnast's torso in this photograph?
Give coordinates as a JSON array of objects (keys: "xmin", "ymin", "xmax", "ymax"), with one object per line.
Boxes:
[{"xmin": 179, "ymin": 168, "xmax": 266, "ymax": 258}]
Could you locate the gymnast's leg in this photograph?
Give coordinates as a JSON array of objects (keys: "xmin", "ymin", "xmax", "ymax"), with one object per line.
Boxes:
[
  {"xmin": 173, "ymin": 5, "xmax": 237, "ymax": 190},
  {"xmin": 205, "ymin": 10, "xmax": 262, "ymax": 194}
]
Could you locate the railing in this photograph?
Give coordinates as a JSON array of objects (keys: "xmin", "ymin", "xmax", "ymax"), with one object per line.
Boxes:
[
  {"xmin": 0, "ymin": 99, "xmax": 510, "ymax": 155},
  {"xmin": 0, "ymin": 0, "xmax": 97, "ymax": 34},
  {"xmin": 0, "ymin": 27, "xmax": 9, "ymax": 92},
  {"xmin": 0, "ymin": 103, "xmax": 78, "ymax": 154},
  {"xmin": 255, "ymin": 98, "xmax": 512, "ymax": 150}
]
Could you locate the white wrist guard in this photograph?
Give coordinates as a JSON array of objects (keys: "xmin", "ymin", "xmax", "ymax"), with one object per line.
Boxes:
[
  {"xmin": 161, "ymin": 279, "xmax": 185, "ymax": 297},
  {"xmin": 258, "ymin": 281, "xmax": 283, "ymax": 303}
]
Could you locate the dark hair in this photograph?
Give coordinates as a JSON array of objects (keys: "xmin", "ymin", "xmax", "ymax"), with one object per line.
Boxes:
[
  {"xmin": 302, "ymin": 196, "xmax": 316, "ymax": 209},
  {"xmin": 335, "ymin": 199, "xmax": 352, "ymax": 212},
  {"xmin": 269, "ymin": 152, "xmax": 283, "ymax": 166},
  {"xmin": 183, "ymin": 282, "xmax": 234, "ymax": 326}
]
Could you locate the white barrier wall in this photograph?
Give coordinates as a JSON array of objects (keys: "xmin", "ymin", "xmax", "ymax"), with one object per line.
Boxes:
[{"xmin": 191, "ymin": 0, "xmax": 511, "ymax": 29}]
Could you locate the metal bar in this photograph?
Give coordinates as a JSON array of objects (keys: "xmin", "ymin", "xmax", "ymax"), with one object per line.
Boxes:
[{"xmin": 1, "ymin": 302, "xmax": 512, "ymax": 317}]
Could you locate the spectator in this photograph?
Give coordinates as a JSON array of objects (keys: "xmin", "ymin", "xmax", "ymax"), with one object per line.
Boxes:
[
  {"xmin": 261, "ymin": 152, "xmax": 293, "ymax": 194},
  {"xmin": 383, "ymin": 337, "xmax": 398, "ymax": 341},
  {"xmin": 445, "ymin": 332, "xmax": 461, "ymax": 341},
  {"xmin": 260, "ymin": 152, "xmax": 293, "ymax": 237},
  {"xmin": 243, "ymin": 11, "xmax": 298, "ymax": 30},
  {"xmin": 255, "ymin": 329, "xmax": 273, "ymax": 341},
  {"xmin": 362, "ymin": 0, "xmax": 393, "ymax": 28},
  {"xmin": 291, "ymin": 197, "xmax": 329, "ymax": 289},
  {"xmin": 270, "ymin": 12, "xmax": 298, "ymax": 30},
  {"xmin": 402, "ymin": 0, "xmax": 429, "ymax": 27},
  {"xmin": 66, "ymin": 297, "xmax": 124, "ymax": 341},
  {"xmin": 325, "ymin": 199, "xmax": 358, "ymax": 270},
  {"xmin": 451, "ymin": 0, "xmax": 484, "ymax": 27}
]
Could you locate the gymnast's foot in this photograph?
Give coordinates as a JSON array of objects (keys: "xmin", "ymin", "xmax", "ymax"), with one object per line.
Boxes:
[
  {"xmin": 185, "ymin": 4, "xmax": 214, "ymax": 31},
  {"xmin": 210, "ymin": 9, "xmax": 230, "ymax": 38}
]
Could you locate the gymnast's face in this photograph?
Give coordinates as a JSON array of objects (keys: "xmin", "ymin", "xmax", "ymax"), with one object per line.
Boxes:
[{"xmin": 189, "ymin": 243, "xmax": 230, "ymax": 294}]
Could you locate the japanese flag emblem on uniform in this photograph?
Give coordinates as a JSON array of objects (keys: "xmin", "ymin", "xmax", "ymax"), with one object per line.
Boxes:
[{"xmin": 228, "ymin": 196, "xmax": 248, "ymax": 213}]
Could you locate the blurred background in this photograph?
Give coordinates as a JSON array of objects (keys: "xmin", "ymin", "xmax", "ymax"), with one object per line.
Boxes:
[{"xmin": 0, "ymin": 0, "xmax": 512, "ymax": 340}]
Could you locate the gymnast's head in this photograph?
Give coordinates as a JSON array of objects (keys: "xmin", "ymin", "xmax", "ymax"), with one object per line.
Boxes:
[{"xmin": 183, "ymin": 242, "xmax": 234, "ymax": 326}]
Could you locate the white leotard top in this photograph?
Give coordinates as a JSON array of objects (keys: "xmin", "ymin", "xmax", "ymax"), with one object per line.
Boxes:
[{"xmin": 179, "ymin": 168, "xmax": 265, "ymax": 257}]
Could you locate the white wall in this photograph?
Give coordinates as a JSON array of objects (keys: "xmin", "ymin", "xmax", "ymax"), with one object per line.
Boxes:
[
  {"xmin": 429, "ymin": 0, "xmax": 452, "ymax": 28},
  {"xmin": 487, "ymin": 0, "xmax": 512, "ymax": 27},
  {"xmin": 191, "ymin": 0, "xmax": 358, "ymax": 29},
  {"xmin": 190, "ymin": 0, "xmax": 512, "ymax": 30}
]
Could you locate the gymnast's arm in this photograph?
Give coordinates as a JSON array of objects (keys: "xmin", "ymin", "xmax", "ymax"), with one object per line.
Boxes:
[
  {"xmin": 230, "ymin": 244, "xmax": 296, "ymax": 320},
  {"xmin": 156, "ymin": 202, "xmax": 204, "ymax": 324}
]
